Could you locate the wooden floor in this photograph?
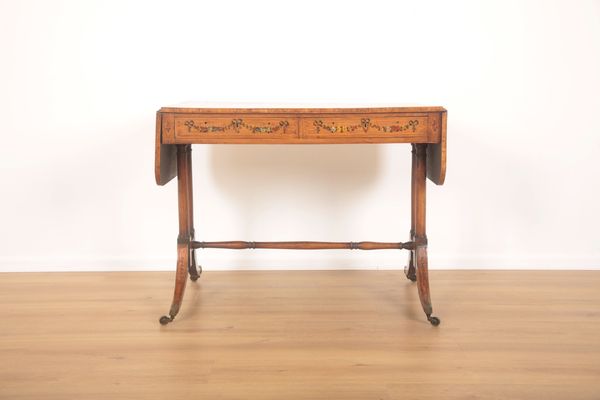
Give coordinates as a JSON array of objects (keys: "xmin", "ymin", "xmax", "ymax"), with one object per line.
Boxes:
[{"xmin": 1, "ymin": 270, "xmax": 599, "ymax": 399}]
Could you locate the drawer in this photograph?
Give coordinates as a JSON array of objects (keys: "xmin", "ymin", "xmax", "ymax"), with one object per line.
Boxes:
[
  {"xmin": 174, "ymin": 115, "xmax": 298, "ymax": 141},
  {"xmin": 301, "ymin": 115, "xmax": 431, "ymax": 141}
]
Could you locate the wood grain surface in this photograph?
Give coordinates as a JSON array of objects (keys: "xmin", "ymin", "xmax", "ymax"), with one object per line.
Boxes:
[
  {"xmin": 154, "ymin": 106, "xmax": 447, "ymax": 185},
  {"xmin": 154, "ymin": 112, "xmax": 176, "ymax": 185},
  {"xmin": 159, "ymin": 104, "xmax": 446, "ymax": 114},
  {"xmin": 1, "ymin": 270, "xmax": 599, "ymax": 400}
]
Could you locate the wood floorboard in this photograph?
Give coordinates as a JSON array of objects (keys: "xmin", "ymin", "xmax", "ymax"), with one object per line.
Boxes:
[{"xmin": 0, "ymin": 270, "xmax": 599, "ymax": 399}]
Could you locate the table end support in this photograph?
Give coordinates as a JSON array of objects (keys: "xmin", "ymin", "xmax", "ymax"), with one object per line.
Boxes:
[{"xmin": 413, "ymin": 144, "xmax": 440, "ymax": 326}]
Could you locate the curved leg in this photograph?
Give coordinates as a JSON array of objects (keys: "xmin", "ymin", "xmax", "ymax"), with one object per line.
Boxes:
[
  {"xmin": 160, "ymin": 144, "xmax": 194, "ymax": 325},
  {"xmin": 405, "ymin": 144, "xmax": 417, "ymax": 282},
  {"xmin": 186, "ymin": 146, "xmax": 202, "ymax": 281},
  {"xmin": 412, "ymin": 144, "xmax": 440, "ymax": 326},
  {"xmin": 415, "ymin": 246, "xmax": 439, "ymax": 326},
  {"xmin": 160, "ymin": 242, "xmax": 190, "ymax": 325}
]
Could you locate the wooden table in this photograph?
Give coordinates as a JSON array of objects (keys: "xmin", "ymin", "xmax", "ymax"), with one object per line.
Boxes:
[{"xmin": 155, "ymin": 104, "xmax": 447, "ymax": 326}]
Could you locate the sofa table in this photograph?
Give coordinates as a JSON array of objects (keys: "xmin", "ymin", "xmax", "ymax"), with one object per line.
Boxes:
[{"xmin": 154, "ymin": 104, "xmax": 447, "ymax": 326}]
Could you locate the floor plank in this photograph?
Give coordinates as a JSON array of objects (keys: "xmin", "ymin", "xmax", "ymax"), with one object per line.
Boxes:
[{"xmin": 0, "ymin": 270, "xmax": 599, "ymax": 399}]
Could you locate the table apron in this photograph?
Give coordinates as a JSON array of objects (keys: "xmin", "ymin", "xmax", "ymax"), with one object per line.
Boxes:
[{"xmin": 162, "ymin": 113, "xmax": 440, "ymax": 144}]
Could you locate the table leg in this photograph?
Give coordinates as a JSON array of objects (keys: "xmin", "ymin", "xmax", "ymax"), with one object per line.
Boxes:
[
  {"xmin": 160, "ymin": 144, "xmax": 192, "ymax": 325},
  {"xmin": 413, "ymin": 144, "xmax": 440, "ymax": 326},
  {"xmin": 186, "ymin": 145, "xmax": 201, "ymax": 281},
  {"xmin": 405, "ymin": 144, "xmax": 417, "ymax": 282}
]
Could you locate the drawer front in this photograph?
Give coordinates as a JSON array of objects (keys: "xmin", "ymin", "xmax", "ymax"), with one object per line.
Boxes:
[
  {"xmin": 174, "ymin": 115, "xmax": 298, "ymax": 140},
  {"xmin": 301, "ymin": 115, "xmax": 430, "ymax": 141}
]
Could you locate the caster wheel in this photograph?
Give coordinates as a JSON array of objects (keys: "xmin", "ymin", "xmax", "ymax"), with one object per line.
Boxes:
[
  {"xmin": 159, "ymin": 315, "xmax": 172, "ymax": 325},
  {"xmin": 407, "ymin": 273, "xmax": 416, "ymax": 282},
  {"xmin": 190, "ymin": 274, "xmax": 199, "ymax": 282},
  {"xmin": 428, "ymin": 316, "xmax": 440, "ymax": 326}
]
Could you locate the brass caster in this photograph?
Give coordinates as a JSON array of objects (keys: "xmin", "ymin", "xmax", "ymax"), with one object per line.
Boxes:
[
  {"xmin": 427, "ymin": 315, "xmax": 440, "ymax": 326},
  {"xmin": 159, "ymin": 315, "xmax": 173, "ymax": 325}
]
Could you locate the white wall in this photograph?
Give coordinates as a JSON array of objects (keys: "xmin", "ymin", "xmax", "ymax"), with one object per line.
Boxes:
[{"xmin": 1, "ymin": 0, "xmax": 599, "ymax": 272}]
